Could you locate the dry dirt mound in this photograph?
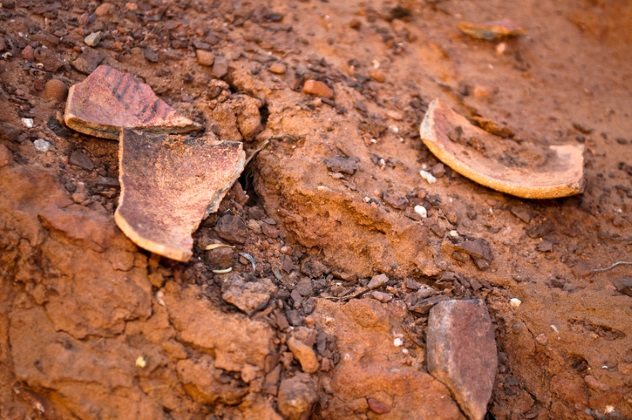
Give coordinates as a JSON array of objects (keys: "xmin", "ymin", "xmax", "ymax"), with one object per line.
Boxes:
[{"xmin": 1, "ymin": 0, "xmax": 631, "ymax": 419}]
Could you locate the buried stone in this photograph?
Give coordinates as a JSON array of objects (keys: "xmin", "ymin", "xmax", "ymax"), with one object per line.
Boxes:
[
  {"xmin": 115, "ymin": 129, "xmax": 245, "ymax": 262},
  {"xmin": 64, "ymin": 64, "xmax": 201, "ymax": 139},
  {"xmin": 426, "ymin": 299, "xmax": 497, "ymax": 420}
]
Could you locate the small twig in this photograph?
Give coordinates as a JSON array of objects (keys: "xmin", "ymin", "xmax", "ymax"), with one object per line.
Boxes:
[
  {"xmin": 321, "ymin": 287, "xmax": 368, "ymax": 301},
  {"xmin": 589, "ymin": 260, "xmax": 632, "ymax": 274},
  {"xmin": 245, "ymin": 139, "xmax": 270, "ymax": 166}
]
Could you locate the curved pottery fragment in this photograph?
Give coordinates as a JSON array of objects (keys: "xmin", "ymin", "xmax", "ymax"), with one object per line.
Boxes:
[
  {"xmin": 115, "ymin": 129, "xmax": 245, "ymax": 262},
  {"xmin": 64, "ymin": 65, "xmax": 201, "ymax": 139},
  {"xmin": 420, "ymin": 99, "xmax": 584, "ymax": 199}
]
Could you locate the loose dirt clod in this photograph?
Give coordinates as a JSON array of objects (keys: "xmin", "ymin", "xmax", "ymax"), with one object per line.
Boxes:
[
  {"xmin": 64, "ymin": 65, "xmax": 201, "ymax": 139},
  {"xmin": 115, "ymin": 129, "xmax": 245, "ymax": 261},
  {"xmin": 420, "ymin": 99, "xmax": 585, "ymax": 199}
]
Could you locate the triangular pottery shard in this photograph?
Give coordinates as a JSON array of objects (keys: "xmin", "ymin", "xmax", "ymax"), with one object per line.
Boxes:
[
  {"xmin": 64, "ymin": 65, "xmax": 201, "ymax": 139},
  {"xmin": 115, "ymin": 129, "xmax": 245, "ymax": 262},
  {"xmin": 420, "ymin": 99, "xmax": 584, "ymax": 199}
]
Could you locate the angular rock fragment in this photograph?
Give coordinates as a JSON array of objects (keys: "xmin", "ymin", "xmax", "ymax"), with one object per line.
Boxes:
[
  {"xmin": 457, "ymin": 19, "xmax": 525, "ymax": 41},
  {"xmin": 115, "ymin": 129, "xmax": 245, "ymax": 261},
  {"xmin": 427, "ymin": 299, "xmax": 497, "ymax": 420},
  {"xmin": 221, "ymin": 276, "xmax": 277, "ymax": 316},
  {"xmin": 65, "ymin": 65, "xmax": 201, "ymax": 139},
  {"xmin": 277, "ymin": 373, "xmax": 319, "ymax": 420},
  {"xmin": 420, "ymin": 99, "xmax": 585, "ymax": 199},
  {"xmin": 287, "ymin": 331, "xmax": 319, "ymax": 373}
]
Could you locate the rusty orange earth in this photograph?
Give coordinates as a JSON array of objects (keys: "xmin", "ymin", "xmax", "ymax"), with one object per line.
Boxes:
[{"xmin": 64, "ymin": 64, "xmax": 201, "ymax": 140}]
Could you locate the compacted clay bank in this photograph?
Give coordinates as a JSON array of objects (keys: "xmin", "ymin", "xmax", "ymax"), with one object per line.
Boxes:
[{"xmin": 1, "ymin": 1, "xmax": 631, "ymax": 419}]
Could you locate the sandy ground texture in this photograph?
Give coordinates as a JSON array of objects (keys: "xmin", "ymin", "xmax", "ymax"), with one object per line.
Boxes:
[{"xmin": 1, "ymin": 0, "xmax": 631, "ymax": 418}]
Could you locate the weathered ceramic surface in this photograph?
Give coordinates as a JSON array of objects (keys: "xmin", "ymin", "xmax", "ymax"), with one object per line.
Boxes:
[
  {"xmin": 64, "ymin": 65, "xmax": 201, "ymax": 139},
  {"xmin": 115, "ymin": 129, "xmax": 245, "ymax": 261}
]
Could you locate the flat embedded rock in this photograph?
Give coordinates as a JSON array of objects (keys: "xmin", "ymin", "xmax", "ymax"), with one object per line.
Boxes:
[
  {"xmin": 312, "ymin": 298, "xmax": 463, "ymax": 419},
  {"xmin": 426, "ymin": 299, "xmax": 497, "ymax": 420},
  {"xmin": 420, "ymin": 99, "xmax": 585, "ymax": 199},
  {"xmin": 115, "ymin": 129, "xmax": 245, "ymax": 262},
  {"xmin": 64, "ymin": 65, "xmax": 201, "ymax": 139}
]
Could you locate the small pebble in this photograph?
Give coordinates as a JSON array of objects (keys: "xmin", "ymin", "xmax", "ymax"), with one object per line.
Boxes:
[
  {"xmin": 125, "ymin": 2, "xmax": 138, "ymax": 10},
  {"xmin": 368, "ymin": 69, "xmax": 386, "ymax": 83},
  {"xmin": 371, "ymin": 291, "xmax": 392, "ymax": 302},
  {"xmin": 135, "ymin": 355, "xmax": 147, "ymax": 368},
  {"xmin": 95, "ymin": 2, "xmax": 115, "ymax": 16},
  {"xmin": 386, "ymin": 109, "xmax": 403, "ymax": 120},
  {"xmin": 367, "ymin": 274, "xmax": 389, "ymax": 290},
  {"xmin": 393, "ymin": 337, "xmax": 404, "ymax": 347},
  {"xmin": 448, "ymin": 230, "xmax": 460, "ymax": 239},
  {"xmin": 269, "ymin": 62, "xmax": 287, "ymax": 74},
  {"xmin": 414, "ymin": 205, "xmax": 428, "ymax": 218},
  {"xmin": 42, "ymin": 79, "xmax": 67, "ymax": 102},
  {"xmin": 21, "ymin": 118, "xmax": 33, "ymax": 128},
  {"xmin": 509, "ymin": 298, "xmax": 522, "ymax": 308},
  {"xmin": 196, "ymin": 49, "xmax": 215, "ymax": 67},
  {"xmin": 212, "ymin": 56, "xmax": 228, "ymax": 78},
  {"xmin": 33, "ymin": 139, "xmax": 51, "ymax": 152},
  {"xmin": 431, "ymin": 163, "xmax": 446, "ymax": 178},
  {"xmin": 84, "ymin": 31, "xmax": 102, "ymax": 47},
  {"xmin": 303, "ymin": 79, "xmax": 334, "ymax": 98},
  {"xmin": 21, "ymin": 45, "xmax": 34, "ymax": 61},
  {"xmin": 143, "ymin": 47, "xmax": 159, "ymax": 63},
  {"xmin": 419, "ymin": 169, "xmax": 437, "ymax": 184}
]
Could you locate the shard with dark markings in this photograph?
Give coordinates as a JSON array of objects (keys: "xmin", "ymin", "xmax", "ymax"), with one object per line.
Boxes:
[
  {"xmin": 115, "ymin": 129, "xmax": 245, "ymax": 261},
  {"xmin": 64, "ymin": 65, "xmax": 201, "ymax": 139},
  {"xmin": 420, "ymin": 99, "xmax": 585, "ymax": 199}
]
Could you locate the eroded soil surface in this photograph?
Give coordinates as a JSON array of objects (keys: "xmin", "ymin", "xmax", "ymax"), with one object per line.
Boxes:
[{"xmin": 1, "ymin": 0, "xmax": 631, "ymax": 418}]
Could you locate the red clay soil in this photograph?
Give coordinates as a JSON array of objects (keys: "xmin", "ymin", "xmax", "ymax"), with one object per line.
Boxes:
[{"xmin": 1, "ymin": 0, "xmax": 631, "ymax": 419}]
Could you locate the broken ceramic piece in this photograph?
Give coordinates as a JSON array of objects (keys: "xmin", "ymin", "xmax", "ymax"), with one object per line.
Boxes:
[
  {"xmin": 420, "ymin": 99, "xmax": 584, "ymax": 199},
  {"xmin": 115, "ymin": 129, "xmax": 245, "ymax": 262},
  {"xmin": 457, "ymin": 19, "xmax": 525, "ymax": 41},
  {"xmin": 64, "ymin": 65, "xmax": 201, "ymax": 139}
]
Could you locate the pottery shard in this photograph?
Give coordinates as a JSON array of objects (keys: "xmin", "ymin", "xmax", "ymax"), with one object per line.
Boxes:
[
  {"xmin": 64, "ymin": 64, "xmax": 201, "ymax": 139},
  {"xmin": 457, "ymin": 19, "xmax": 525, "ymax": 41},
  {"xmin": 420, "ymin": 99, "xmax": 584, "ymax": 199},
  {"xmin": 426, "ymin": 299, "xmax": 497, "ymax": 420},
  {"xmin": 115, "ymin": 129, "xmax": 245, "ymax": 261}
]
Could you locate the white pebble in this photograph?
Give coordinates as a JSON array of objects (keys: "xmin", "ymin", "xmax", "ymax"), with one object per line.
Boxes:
[
  {"xmin": 21, "ymin": 117, "xmax": 33, "ymax": 128},
  {"xmin": 393, "ymin": 337, "xmax": 404, "ymax": 347},
  {"xmin": 135, "ymin": 355, "xmax": 147, "ymax": 368},
  {"xmin": 448, "ymin": 230, "xmax": 460, "ymax": 239},
  {"xmin": 419, "ymin": 169, "xmax": 437, "ymax": 184},
  {"xmin": 414, "ymin": 205, "xmax": 427, "ymax": 218},
  {"xmin": 33, "ymin": 139, "xmax": 51, "ymax": 152},
  {"xmin": 509, "ymin": 297, "xmax": 522, "ymax": 308},
  {"xmin": 84, "ymin": 31, "xmax": 102, "ymax": 47}
]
